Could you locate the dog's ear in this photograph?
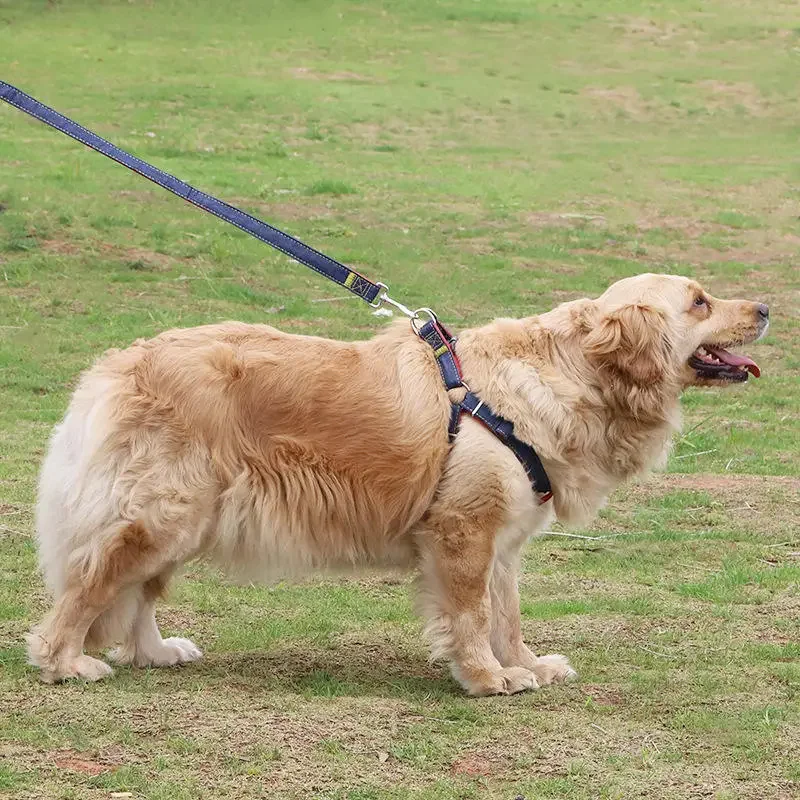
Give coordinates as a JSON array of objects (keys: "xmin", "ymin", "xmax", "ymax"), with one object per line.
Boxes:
[{"xmin": 585, "ymin": 303, "xmax": 671, "ymax": 386}]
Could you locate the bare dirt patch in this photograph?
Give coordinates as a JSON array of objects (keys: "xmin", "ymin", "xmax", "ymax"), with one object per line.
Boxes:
[
  {"xmin": 582, "ymin": 684, "xmax": 626, "ymax": 707},
  {"xmin": 42, "ymin": 239, "xmax": 179, "ymax": 270},
  {"xmin": 117, "ymin": 245, "xmax": 175, "ymax": 270},
  {"xmin": 606, "ymin": 473, "xmax": 800, "ymax": 538},
  {"xmin": 597, "ymin": 210, "xmax": 800, "ymax": 267},
  {"xmin": 584, "ymin": 86, "xmax": 650, "ymax": 118},
  {"xmin": 657, "ymin": 473, "xmax": 799, "ymax": 495},
  {"xmin": 525, "ymin": 211, "xmax": 607, "ymax": 229},
  {"xmin": 698, "ymin": 80, "xmax": 770, "ymax": 116},
  {"xmin": 459, "ymin": 235, "xmax": 495, "ymax": 255},
  {"xmin": 619, "ymin": 473, "xmax": 800, "ymax": 516},
  {"xmin": 287, "ymin": 67, "xmax": 380, "ymax": 83},
  {"xmin": 617, "ymin": 17, "xmax": 683, "ymax": 41},
  {"xmin": 52, "ymin": 750, "xmax": 118, "ymax": 776},
  {"xmin": 41, "ymin": 239, "xmax": 82, "ymax": 257},
  {"xmin": 250, "ymin": 200, "xmax": 336, "ymax": 223},
  {"xmin": 635, "ymin": 213, "xmax": 717, "ymax": 239},
  {"xmin": 716, "ymin": 179, "xmax": 800, "ymax": 223},
  {"xmin": 450, "ymin": 753, "xmax": 496, "ymax": 777},
  {"xmin": 519, "ymin": 206, "xmax": 799, "ymax": 270}
]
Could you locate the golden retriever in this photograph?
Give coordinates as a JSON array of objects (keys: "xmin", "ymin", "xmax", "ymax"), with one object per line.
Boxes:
[{"xmin": 27, "ymin": 273, "xmax": 768, "ymax": 694}]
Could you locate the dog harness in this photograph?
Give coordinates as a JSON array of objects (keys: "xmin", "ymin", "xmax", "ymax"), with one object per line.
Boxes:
[
  {"xmin": 1, "ymin": 81, "xmax": 554, "ymax": 505},
  {"xmin": 418, "ymin": 317, "xmax": 553, "ymax": 504}
]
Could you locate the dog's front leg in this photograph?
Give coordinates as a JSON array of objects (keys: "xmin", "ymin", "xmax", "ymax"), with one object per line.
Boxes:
[
  {"xmin": 489, "ymin": 554, "xmax": 578, "ymax": 687},
  {"xmin": 416, "ymin": 509, "xmax": 539, "ymax": 696}
]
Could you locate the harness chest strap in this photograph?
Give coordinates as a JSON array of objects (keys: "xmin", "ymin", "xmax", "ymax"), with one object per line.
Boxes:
[{"xmin": 417, "ymin": 319, "xmax": 553, "ymax": 505}]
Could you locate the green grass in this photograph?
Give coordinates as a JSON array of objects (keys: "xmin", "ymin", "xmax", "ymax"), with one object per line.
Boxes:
[{"xmin": 1, "ymin": 0, "xmax": 799, "ymax": 798}]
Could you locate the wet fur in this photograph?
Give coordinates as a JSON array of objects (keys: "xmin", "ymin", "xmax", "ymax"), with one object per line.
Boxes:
[{"xmin": 28, "ymin": 273, "xmax": 766, "ymax": 694}]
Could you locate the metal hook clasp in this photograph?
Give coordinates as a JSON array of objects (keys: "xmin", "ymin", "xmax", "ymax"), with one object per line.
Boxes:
[
  {"xmin": 371, "ymin": 284, "xmax": 439, "ymax": 335},
  {"xmin": 371, "ymin": 283, "xmax": 418, "ymax": 318}
]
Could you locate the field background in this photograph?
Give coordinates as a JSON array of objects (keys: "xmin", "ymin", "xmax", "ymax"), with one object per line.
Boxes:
[{"xmin": 1, "ymin": 1, "xmax": 798, "ymax": 798}]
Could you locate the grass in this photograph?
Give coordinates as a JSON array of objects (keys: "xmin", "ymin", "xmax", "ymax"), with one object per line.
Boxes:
[{"xmin": 0, "ymin": 0, "xmax": 798, "ymax": 798}]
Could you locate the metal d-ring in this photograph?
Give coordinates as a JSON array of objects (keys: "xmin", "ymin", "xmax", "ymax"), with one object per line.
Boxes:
[{"xmin": 410, "ymin": 307, "xmax": 438, "ymax": 334}]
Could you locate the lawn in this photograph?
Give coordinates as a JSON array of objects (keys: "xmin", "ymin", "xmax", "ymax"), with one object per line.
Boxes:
[{"xmin": 0, "ymin": 1, "xmax": 798, "ymax": 798}]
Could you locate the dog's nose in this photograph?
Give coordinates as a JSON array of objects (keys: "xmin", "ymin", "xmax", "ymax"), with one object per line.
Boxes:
[{"xmin": 758, "ymin": 303, "xmax": 769, "ymax": 320}]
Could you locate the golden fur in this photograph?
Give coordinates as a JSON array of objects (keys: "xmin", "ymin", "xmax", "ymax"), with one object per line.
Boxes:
[{"xmin": 28, "ymin": 273, "xmax": 767, "ymax": 694}]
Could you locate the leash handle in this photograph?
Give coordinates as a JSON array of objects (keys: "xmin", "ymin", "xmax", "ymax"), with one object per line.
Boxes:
[{"xmin": 0, "ymin": 81, "xmax": 383, "ymax": 305}]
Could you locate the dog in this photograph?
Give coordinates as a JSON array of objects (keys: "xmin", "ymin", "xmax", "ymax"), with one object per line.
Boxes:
[{"xmin": 27, "ymin": 273, "xmax": 768, "ymax": 694}]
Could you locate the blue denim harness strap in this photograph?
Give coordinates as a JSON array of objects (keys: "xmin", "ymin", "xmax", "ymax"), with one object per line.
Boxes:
[
  {"xmin": 459, "ymin": 392, "xmax": 553, "ymax": 503},
  {"xmin": 0, "ymin": 81, "xmax": 382, "ymax": 305},
  {"xmin": 418, "ymin": 321, "xmax": 553, "ymax": 504},
  {"xmin": 417, "ymin": 319, "xmax": 464, "ymax": 391}
]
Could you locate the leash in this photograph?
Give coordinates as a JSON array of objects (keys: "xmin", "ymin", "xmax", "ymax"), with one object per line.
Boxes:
[
  {"xmin": 0, "ymin": 80, "xmax": 417, "ymax": 318},
  {"xmin": 0, "ymin": 80, "xmax": 552, "ymax": 503}
]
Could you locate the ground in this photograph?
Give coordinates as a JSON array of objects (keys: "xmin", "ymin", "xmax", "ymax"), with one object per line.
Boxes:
[{"xmin": 0, "ymin": 1, "xmax": 798, "ymax": 798}]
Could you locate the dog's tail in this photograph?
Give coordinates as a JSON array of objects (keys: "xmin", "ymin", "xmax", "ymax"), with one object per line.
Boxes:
[{"xmin": 35, "ymin": 368, "xmax": 130, "ymax": 597}]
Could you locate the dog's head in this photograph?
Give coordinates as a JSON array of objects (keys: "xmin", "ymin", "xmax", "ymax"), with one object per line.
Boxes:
[{"xmin": 583, "ymin": 273, "xmax": 768, "ymax": 390}]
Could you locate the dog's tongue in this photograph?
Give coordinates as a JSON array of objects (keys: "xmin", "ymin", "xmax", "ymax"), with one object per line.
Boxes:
[{"xmin": 706, "ymin": 346, "xmax": 761, "ymax": 378}]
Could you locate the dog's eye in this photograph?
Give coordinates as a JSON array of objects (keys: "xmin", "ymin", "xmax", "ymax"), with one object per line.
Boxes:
[{"xmin": 694, "ymin": 296, "xmax": 707, "ymax": 307}]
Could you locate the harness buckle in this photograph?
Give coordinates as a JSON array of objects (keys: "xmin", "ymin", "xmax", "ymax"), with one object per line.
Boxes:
[{"xmin": 469, "ymin": 399, "xmax": 484, "ymax": 417}]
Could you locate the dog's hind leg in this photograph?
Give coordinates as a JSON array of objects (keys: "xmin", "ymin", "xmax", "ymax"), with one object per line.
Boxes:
[
  {"xmin": 107, "ymin": 569, "xmax": 202, "ymax": 669},
  {"xmin": 83, "ymin": 583, "xmax": 141, "ymax": 652},
  {"xmin": 27, "ymin": 520, "xmax": 160, "ymax": 682}
]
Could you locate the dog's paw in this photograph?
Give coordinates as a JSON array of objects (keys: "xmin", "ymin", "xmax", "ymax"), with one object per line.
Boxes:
[
  {"xmin": 533, "ymin": 653, "xmax": 578, "ymax": 686},
  {"xmin": 499, "ymin": 666, "xmax": 540, "ymax": 694},
  {"xmin": 465, "ymin": 666, "xmax": 540, "ymax": 696},
  {"xmin": 40, "ymin": 654, "xmax": 114, "ymax": 684},
  {"xmin": 155, "ymin": 637, "xmax": 203, "ymax": 666},
  {"xmin": 106, "ymin": 644, "xmax": 135, "ymax": 666},
  {"xmin": 112, "ymin": 637, "xmax": 203, "ymax": 668}
]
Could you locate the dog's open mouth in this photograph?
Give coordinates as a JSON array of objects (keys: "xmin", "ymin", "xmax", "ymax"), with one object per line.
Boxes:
[{"xmin": 689, "ymin": 345, "xmax": 761, "ymax": 382}]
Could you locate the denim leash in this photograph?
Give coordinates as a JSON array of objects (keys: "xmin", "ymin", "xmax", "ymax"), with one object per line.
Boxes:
[{"xmin": 0, "ymin": 81, "xmax": 395, "ymax": 308}]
